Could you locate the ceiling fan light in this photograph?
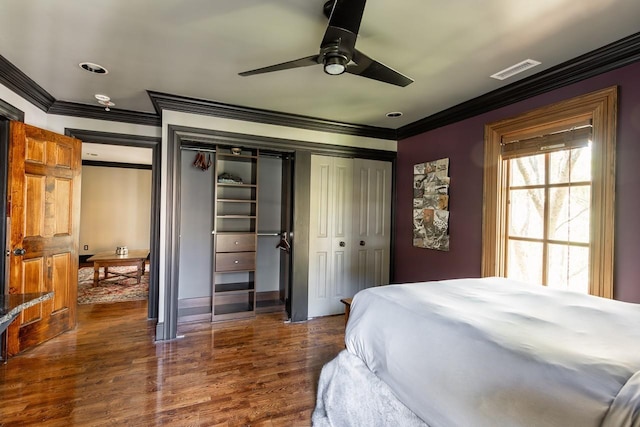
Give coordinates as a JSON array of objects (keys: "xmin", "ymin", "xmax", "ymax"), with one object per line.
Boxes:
[{"xmin": 324, "ymin": 55, "xmax": 347, "ymax": 75}]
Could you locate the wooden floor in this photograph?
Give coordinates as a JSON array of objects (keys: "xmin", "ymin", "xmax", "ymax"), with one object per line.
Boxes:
[{"xmin": 0, "ymin": 302, "xmax": 345, "ymax": 426}]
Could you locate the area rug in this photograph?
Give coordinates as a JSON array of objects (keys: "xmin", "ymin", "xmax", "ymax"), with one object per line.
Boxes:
[{"xmin": 77, "ymin": 265, "xmax": 149, "ymax": 304}]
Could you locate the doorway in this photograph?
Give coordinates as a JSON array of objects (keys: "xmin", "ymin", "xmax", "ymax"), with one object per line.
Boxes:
[{"xmin": 65, "ymin": 129, "xmax": 161, "ymax": 319}]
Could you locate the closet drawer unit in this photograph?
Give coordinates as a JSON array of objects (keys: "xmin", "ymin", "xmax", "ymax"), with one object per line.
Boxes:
[
  {"xmin": 216, "ymin": 233, "xmax": 256, "ymax": 252},
  {"xmin": 215, "ymin": 252, "xmax": 256, "ymax": 272}
]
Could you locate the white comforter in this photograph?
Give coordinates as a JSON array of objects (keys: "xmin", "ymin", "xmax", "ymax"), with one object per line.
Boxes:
[{"xmin": 345, "ymin": 277, "xmax": 640, "ymax": 427}]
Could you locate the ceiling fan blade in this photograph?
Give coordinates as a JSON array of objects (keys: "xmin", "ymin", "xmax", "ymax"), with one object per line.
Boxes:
[
  {"xmin": 325, "ymin": 0, "xmax": 366, "ymax": 37},
  {"xmin": 347, "ymin": 49, "xmax": 414, "ymax": 87},
  {"xmin": 239, "ymin": 55, "xmax": 318, "ymax": 76},
  {"xmin": 321, "ymin": 0, "xmax": 366, "ymax": 52}
]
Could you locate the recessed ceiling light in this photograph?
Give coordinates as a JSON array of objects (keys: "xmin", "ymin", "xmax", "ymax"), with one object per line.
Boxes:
[
  {"xmin": 386, "ymin": 112, "xmax": 403, "ymax": 118},
  {"xmin": 79, "ymin": 62, "xmax": 108, "ymax": 74}
]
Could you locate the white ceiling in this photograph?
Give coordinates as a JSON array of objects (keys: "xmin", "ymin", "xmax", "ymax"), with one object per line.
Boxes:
[{"xmin": 1, "ymin": 0, "xmax": 639, "ymax": 130}]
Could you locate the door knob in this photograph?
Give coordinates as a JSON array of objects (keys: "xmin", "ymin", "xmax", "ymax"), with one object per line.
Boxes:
[
  {"xmin": 339, "ymin": 241, "xmax": 346, "ymax": 247},
  {"xmin": 13, "ymin": 248, "xmax": 26, "ymax": 256},
  {"xmin": 359, "ymin": 241, "xmax": 365, "ymax": 246}
]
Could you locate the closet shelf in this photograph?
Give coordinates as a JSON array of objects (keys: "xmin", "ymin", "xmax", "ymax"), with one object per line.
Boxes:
[
  {"xmin": 217, "ymin": 199, "xmax": 257, "ymax": 203},
  {"xmin": 214, "ymin": 145, "xmax": 259, "ymax": 322},
  {"xmin": 217, "ymin": 182, "xmax": 257, "ymax": 188},
  {"xmin": 214, "ymin": 303, "xmax": 254, "ymax": 316},
  {"xmin": 215, "ymin": 282, "xmax": 255, "ymax": 293}
]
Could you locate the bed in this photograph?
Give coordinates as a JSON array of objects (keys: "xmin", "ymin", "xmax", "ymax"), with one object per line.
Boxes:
[{"xmin": 312, "ymin": 277, "xmax": 640, "ymax": 426}]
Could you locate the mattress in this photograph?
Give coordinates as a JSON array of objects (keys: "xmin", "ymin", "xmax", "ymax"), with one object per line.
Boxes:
[{"xmin": 344, "ymin": 277, "xmax": 640, "ymax": 427}]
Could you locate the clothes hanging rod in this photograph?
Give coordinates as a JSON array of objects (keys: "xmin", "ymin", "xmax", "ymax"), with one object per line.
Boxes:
[
  {"xmin": 181, "ymin": 146, "xmax": 217, "ymax": 153},
  {"xmin": 257, "ymin": 232, "xmax": 282, "ymax": 236}
]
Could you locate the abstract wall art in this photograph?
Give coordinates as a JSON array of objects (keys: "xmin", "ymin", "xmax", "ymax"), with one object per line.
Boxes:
[{"xmin": 413, "ymin": 158, "xmax": 450, "ymax": 251}]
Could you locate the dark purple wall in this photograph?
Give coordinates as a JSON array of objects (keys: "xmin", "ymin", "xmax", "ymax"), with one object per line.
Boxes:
[{"xmin": 394, "ymin": 60, "xmax": 640, "ymax": 303}]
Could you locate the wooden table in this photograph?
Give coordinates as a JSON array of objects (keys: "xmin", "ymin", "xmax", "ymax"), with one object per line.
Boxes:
[
  {"xmin": 340, "ymin": 297, "xmax": 353, "ymax": 326},
  {"xmin": 86, "ymin": 250, "xmax": 149, "ymax": 286}
]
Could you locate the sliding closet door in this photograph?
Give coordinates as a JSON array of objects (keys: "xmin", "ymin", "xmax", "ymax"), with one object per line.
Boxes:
[
  {"xmin": 352, "ymin": 158, "xmax": 392, "ymax": 290},
  {"xmin": 308, "ymin": 155, "xmax": 354, "ymax": 317},
  {"xmin": 177, "ymin": 150, "xmax": 214, "ymax": 323}
]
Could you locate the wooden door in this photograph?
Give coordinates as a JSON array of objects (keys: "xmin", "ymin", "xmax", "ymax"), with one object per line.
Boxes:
[
  {"xmin": 352, "ymin": 158, "xmax": 392, "ymax": 291},
  {"xmin": 6, "ymin": 122, "xmax": 82, "ymax": 356},
  {"xmin": 308, "ymin": 155, "xmax": 354, "ymax": 317}
]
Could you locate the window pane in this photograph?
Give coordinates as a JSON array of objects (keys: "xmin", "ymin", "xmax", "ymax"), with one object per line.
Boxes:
[
  {"xmin": 547, "ymin": 244, "xmax": 589, "ymax": 293},
  {"xmin": 549, "ymin": 146, "xmax": 591, "ymax": 184},
  {"xmin": 509, "ymin": 189, "xmax": 544, "ymax": 239},
  {"xmin": 548, "ymin": 186, "xmax": 590, "ymax": 243},
  {"xmin": 510, "ymin": 155, "xmax": 545, "ymax": 186},
  {"xmin": 507, "ymin": 240, "xmax": 543, "ymax": 286}
]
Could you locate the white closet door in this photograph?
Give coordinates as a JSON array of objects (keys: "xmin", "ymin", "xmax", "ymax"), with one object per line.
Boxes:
[
  {"xmin": 308, "ymin": 155, "xmax": 354, "ymax": 317},
  {"xmin": 352, "ymin": 159, "xmax": 392, "ymax": 291}
]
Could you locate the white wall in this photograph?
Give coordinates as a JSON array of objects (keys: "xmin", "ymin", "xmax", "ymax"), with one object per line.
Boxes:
[
  {"xmin": 79, "ymin": 165, "xmax": 152, "ymax": 255},
  {"xmin": 0, "ymin": 84, "xmax": 48, "ymax": 128}
]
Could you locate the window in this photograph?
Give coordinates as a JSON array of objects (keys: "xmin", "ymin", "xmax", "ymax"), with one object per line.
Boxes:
[{"xmin": 482, "ymin": 87, "xmax": 617, "ymax": 298}]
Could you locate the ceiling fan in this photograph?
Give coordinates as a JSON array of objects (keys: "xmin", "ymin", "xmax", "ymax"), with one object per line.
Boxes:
[{"xmin": 239, "ymin": 0, "xmax": 413, "ymax": 87}]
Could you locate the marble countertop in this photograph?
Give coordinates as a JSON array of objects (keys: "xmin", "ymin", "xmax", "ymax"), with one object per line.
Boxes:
[{"xmin": 0, "ymin": 292, "xmax": 54, "ymax": 325}]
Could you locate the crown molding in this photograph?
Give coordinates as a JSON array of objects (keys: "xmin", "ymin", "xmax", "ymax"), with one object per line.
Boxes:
[
  {"xmin": 49, "ymin": 101, "xmax": 160, "ymax": 127},
  {"xmin": 148, "ymin": 91, "xmax": 397, "ymax": 140},
  {"xmin": 0, "ymin": 54, "xmax": 55, "ymax": 111},
  {"xmin": 397, "ymin": 31, "xmax": 640, "ymax": 140}
]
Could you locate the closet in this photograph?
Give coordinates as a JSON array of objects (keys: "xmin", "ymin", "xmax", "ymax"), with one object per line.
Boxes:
[
  {"xmin": 308, "ymin": 155, "xmax": 392, "ymax": 318},
  {"xmin": 177, "ymin": 145, "xmax": 289, "ymax": 324}
]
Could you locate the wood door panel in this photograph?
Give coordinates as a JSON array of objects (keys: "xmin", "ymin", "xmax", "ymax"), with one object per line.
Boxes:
[
  {"xmin": 52, "ymin": 142, "xmax": 72, "ymax": 168},
  {"xmin": 25, "ymin": 137, "xmax": 46, "ymax": 164},
  {"xmin": 21, "ymin": 257, "xmax": 45, "ymax": 324},
  {"xmin": 50, "ymin": 177, "xmax": 72, "ymax": 236},
  {"xmin": 52, "ymin": 253, "xmax": 72, "ymax": 312},
  {"xmin": 25, "ymin": 174, "xmax": 45, "ymax": 237}
]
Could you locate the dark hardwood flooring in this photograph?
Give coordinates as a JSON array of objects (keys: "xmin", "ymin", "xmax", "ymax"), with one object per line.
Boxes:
[{"xmin": 0, "ymin": 302, "xmax": 345, "ymax": 426}]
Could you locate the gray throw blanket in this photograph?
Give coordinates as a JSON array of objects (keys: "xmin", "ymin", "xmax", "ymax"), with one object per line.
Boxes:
[{"xmin": 312, "ymin": 350, "xmax": 429, "ymax": 426}]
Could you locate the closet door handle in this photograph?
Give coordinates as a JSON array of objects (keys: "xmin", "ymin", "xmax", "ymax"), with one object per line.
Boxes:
[
  {"xmin": 359, "ymin": 241, "xmax": 365, "ymax": 246},
  {"xmin": 339, "ymin": 241, "xmax": 346, "ymax": 247}
]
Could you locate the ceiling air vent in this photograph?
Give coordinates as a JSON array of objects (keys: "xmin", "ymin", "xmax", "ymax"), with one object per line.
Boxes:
[{"xmin": 490, "ymin": 59, "xmax": 541, "ymax": 81}]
